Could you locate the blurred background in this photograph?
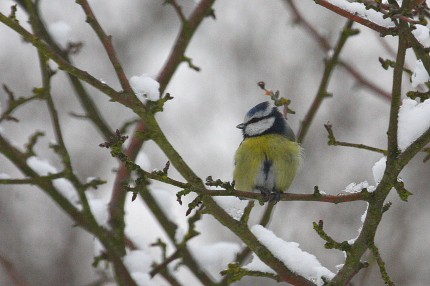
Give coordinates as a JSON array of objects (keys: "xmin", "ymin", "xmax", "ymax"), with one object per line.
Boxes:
[{"xmin": 0, "ymin": 0, "xmax": 429, "ymax": 285}]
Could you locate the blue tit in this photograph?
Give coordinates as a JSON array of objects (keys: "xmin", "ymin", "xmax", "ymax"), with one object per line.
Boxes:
[{"xmin": 233, "ymin": 101, "xmax": 302, "ymax": 202}]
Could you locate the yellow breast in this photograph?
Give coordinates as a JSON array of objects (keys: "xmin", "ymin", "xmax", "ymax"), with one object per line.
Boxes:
[{"xmin": 233, "ymin": 134, "xmax": 302, "ymax": 193}]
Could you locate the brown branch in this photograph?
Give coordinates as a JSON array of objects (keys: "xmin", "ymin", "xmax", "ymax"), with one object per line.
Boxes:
[
  {"xmin": 205, "ymin": 189, "xmax": 369, "ymax": 203},
  {"xmin": 314, "ymin": 0, "xmax": 395, "ymax": 34},
  {"xmin": 76, "ymin": 0, "xmax": 133, "ymax": 93},
  {"xmin": 149, "ymin": 249, "xmax": 181, "ymax": 277},
  {"xmin": 165, "ymin": 0, "xmax": 187, "ymax": 23}
]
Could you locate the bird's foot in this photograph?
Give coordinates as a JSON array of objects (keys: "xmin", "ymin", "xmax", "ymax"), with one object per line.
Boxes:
[
  {"xmin": 257, "ymin": 187, "xmax": 271, "ymax": 202},
  {"xmin": 269, "ymin": 190, "xmax": 281, "ymax": 204}
]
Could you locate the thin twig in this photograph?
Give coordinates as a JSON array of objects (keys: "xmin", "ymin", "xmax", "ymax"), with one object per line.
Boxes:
[
  {"xmin": 324, "ymin": 122, "xmax": 387, "ymax": 155},
  {"xmin": 165, "ymin": 0, "xmax": 187, "ymax": 23},
  {"xmin": 369, "ymin": 243, "xmax": 395, "ymax": 286},
  {"xmin": 298, "ymin": 20, "xmax": 356, "ymax": 143},
  {"xmin": 76, "ymin": 0, "xmax": 133, "ymax": 93},
  {"xmin": 0, "ymin": 172, "xmax": 65, "ymax": 184},
  {"xmin": 314, "ymin": 0, "xmax": 396, "ymax": 34}
]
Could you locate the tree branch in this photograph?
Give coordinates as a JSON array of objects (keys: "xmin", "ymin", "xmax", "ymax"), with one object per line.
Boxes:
[
  {"xmin": 298, "ymin": 20, "xmax": 356, "ymax": 143},
  {"xmin": 76, "ymin": 0, "xmax": 133, "ymax": 93}
]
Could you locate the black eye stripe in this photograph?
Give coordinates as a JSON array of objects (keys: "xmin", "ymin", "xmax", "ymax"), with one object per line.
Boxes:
[{"xmin": 246, "ymin": 112, "xmax": 275, "ymax": 125}]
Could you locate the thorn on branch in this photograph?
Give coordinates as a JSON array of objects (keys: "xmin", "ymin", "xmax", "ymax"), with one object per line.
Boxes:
[
  {"xmin": 24, "ymin": 131, "xmax": 45, "ymax": 158},
  {"xmin": 163, "ymin": 161, "xmax": 170, "ymax": 174},
  {"xmin": 186, "ymin": 196, "xmax": 202, "ymax": 216},
  {"xmin": 206, "ymin": 8, "xmax": 216, "ymax": 19},
  {"xmin": 182, "ymin": 55, "xmax": 200, "ymax": 72},
  {"xmin": 324, "ymin": 122, "xmax": 336, "ymax": 145},
  {"xmin": 66, "ymin": 41, "xmax": 84, "ymax": 55},
  {"xmin": 313, "ymin": 186, "xmax": 322, "ymax": 196},
  {"xmin": 423, "ymin": 147, "xmax": 430, "ymax": 162},
  {"xmin": 176, "ymin": 189, "xmax": 192, "ymax": 205},
  {"xmin": 8, "ymin": 4, "xmax": 18, "ymax": 22},
  {"xmin": 382, "ymin": 201, "xmax": 392, "ymax": 213}
]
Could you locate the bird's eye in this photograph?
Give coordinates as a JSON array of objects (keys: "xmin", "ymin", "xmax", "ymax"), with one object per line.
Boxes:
[{"xmin": 247, "ymin": 117, "xmax": 261, "ymax": 124}]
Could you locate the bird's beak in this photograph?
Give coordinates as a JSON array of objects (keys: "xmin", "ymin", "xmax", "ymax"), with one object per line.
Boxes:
[{"xmin": 236, "ymin": 123, "xmax": 245, "ymax": 129}]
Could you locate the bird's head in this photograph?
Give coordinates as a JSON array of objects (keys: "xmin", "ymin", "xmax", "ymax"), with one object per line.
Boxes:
[{"xmin": 237, "ymin": 101, "xmax": 296, "ymax": 141}]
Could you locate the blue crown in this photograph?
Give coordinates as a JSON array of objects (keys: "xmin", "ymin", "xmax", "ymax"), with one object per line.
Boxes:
[{"xmin": 246, "ymin": 101, "xmax": 271, "ymax": 118}]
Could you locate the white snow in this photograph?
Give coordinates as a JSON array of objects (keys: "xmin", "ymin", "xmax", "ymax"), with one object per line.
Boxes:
[
  {"xmin": 136, "ymin": 152, "xmax": 151, "ymax": 171},
  {"xmin": 47, "ymin": 21, "xmax": 73, "ymax": 49},
  {"xmin": 26, "ymin": 156, "xmax": 81, "ymax": 208},
  {"xmin": 188, "ymin": 241, "xmax": 241, "ymax": 281},
  {"xmin": 123, "ymin": 250, "xmax": 153, "ymax": 274},
  {"xmin": 174, "ymin": 226, "xmax": 186, "ymax": 243},
  {"xmin": 411, "ymin": 60, "xmax": 430, "ymax": 89},
  {"xmin": 327, "ymin": 0, "xmax": 395, "ymax": 28},
  {"xmin": 398, "ymin": 98, "xmax": 430, "ymax": 150},
  {"xmin": 372, "ymin": 156, "xmax": 387, "ymax": 184},
  {"xmin": 27, "ymin": 156, "xmax": 57, "ymax": 175},
  {"xmin": 344, "ymin": 181, "xmax": 376, "ymax": 193},
  {"xmin": 53, "ymin": 178, "xmax": 81, "ymax": 208},
  {"xmin": 87, "ymin": 197, "xmax": 109, "ymax": 227},
  {"xmin": 245, "ymin": 253, "xmax": 276, "ymax": 274},
  {"xmin": 348, "ymin": 203, "xmax": 368, "ymax": 245},
  {"xmin": 249, "ymin": 225, "xmax": 334, "ymax": 285},
  {"xmin": 214, "ymin": 196, "xmax": 249, "ymax": 220},
  {"xmin": 149, "ymin": 188, "xmax": 177, "ymax": 223},
  {"xmin": 0, "ymin": 173, "xmax": 11, "ymax": 179},
  {"xmin": 130, "ymin": 74, "xmax": 160, "ymax": 102},
  {"xmin": 412, "ymin": 25, "xmax": 430, "ymax": 48},
  {"xmin": 93, "ymin": 238, "xmax": 105, "ymax": 256}
]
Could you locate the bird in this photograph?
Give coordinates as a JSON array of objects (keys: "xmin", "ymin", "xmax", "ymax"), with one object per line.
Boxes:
[{"xmin": 233, "ymin": 101, "xmax": 302, "ymax": 202}]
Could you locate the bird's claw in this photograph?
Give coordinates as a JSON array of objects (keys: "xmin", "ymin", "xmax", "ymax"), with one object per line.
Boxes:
[{"xmin": 258, "ymin": 187, "xmax": 281, "ymax": 204}]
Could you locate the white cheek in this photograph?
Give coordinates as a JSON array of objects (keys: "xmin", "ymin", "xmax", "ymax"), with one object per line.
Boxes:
[{"xmin": 244, "ymin": 117, "xmax": 275, "ymax": 136}]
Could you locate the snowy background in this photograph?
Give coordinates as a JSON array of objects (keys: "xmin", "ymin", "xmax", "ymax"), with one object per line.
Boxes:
[{"xmin": 0, "ymin": 0, "xmax": 429, "ymax": 285}]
